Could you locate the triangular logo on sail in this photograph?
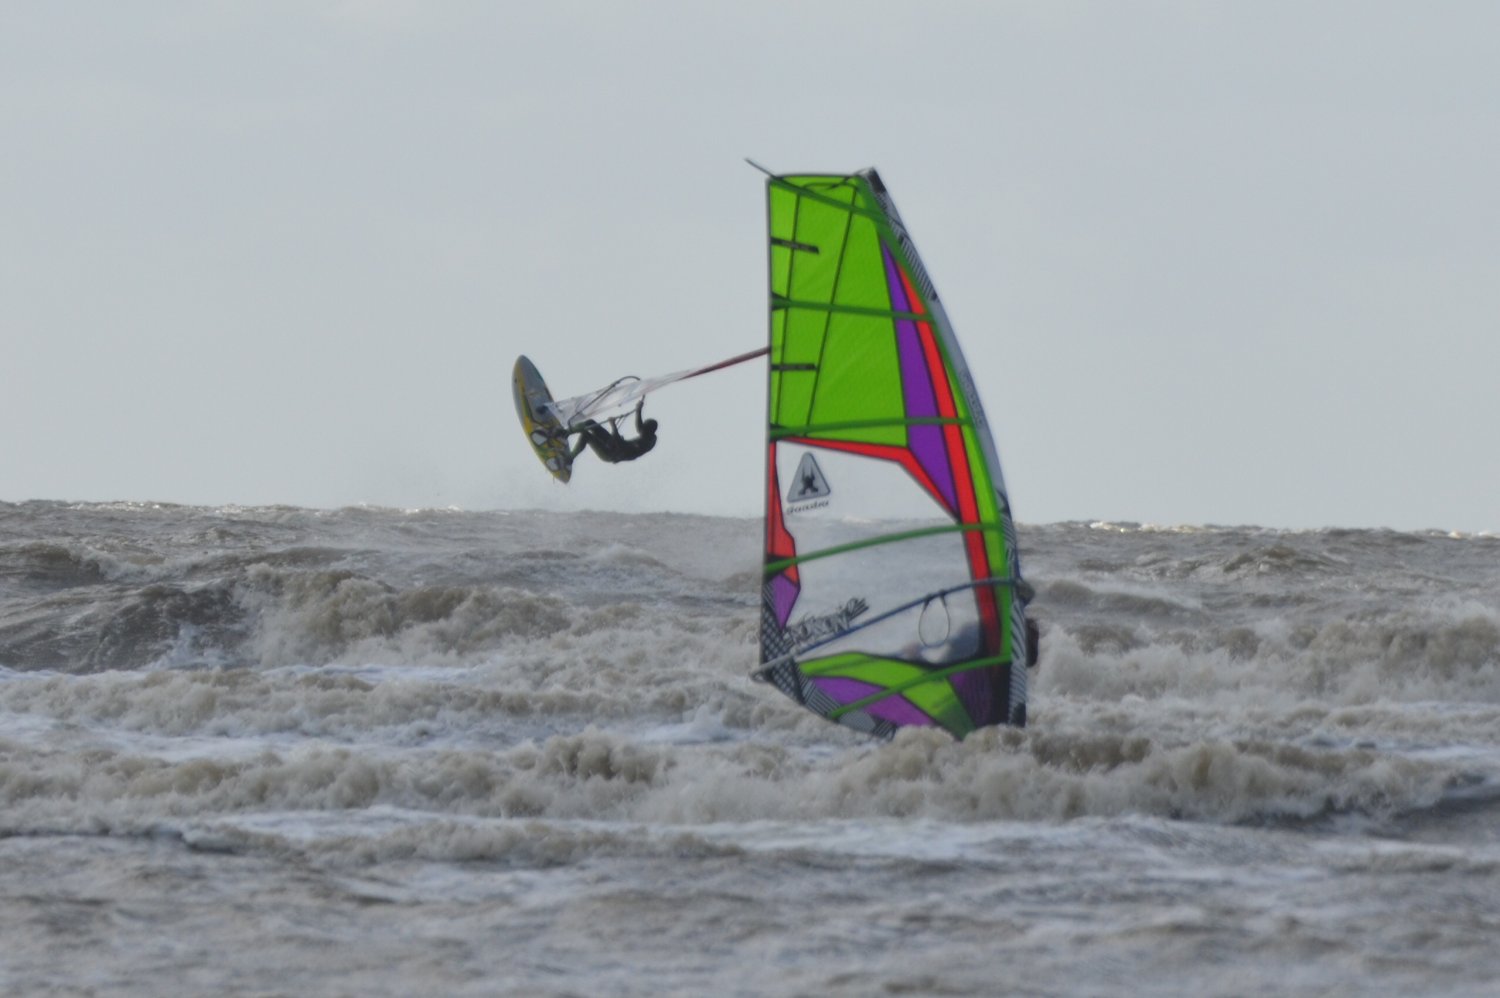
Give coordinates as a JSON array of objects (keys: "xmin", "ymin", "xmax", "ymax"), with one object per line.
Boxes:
[{"xmin": 787, "ymin": 452, "xmax": 831, "ymax": 503}]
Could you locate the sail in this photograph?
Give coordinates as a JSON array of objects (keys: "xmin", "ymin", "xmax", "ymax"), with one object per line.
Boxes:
[
  {"xmin": 542, "ymin": 371, "xmax": 682, "ymax": 430},
  {"xmin": 756, "ymin": 169, "xmax": 1031, "ymax": 739},
  {"xmin": 543, "ymin": 348, "xmax": 768, "ymax": 430}
]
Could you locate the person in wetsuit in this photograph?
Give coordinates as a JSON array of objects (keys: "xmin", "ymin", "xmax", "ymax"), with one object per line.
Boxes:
[{"xmin": 568, "ymin": 401, "xmax": 658, "ymax": 464}]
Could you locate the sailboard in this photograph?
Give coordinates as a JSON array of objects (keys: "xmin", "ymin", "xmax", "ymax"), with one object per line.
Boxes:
[
  {"xmin": 513, "ymin": 355, "xmax": 575, "ymax": 482},
  {"xmin": 755, "ymin": 168, "xmax": 1033, "ymax": 739}
]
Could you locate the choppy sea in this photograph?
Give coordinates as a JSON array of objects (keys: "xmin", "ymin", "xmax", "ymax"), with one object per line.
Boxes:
[{"xmin": 2, "ymin": 500, "xmax": 1499, "ymax": 997}]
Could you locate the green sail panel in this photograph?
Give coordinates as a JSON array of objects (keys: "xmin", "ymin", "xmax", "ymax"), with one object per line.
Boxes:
[{"xmin": 758, "ymin": 169, "xmax": 1031, "ymax": 739}]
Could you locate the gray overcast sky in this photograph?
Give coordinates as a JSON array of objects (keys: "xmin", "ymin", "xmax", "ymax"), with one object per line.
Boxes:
[{"xmin": 3, "ymin": 1, "xmax": 1497, "ymax": 531}]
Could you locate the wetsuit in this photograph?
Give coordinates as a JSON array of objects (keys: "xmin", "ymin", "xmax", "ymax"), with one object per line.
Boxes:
[{"xmin": 570, "ymin": 404, "xmax": 658, "ymax": 464}]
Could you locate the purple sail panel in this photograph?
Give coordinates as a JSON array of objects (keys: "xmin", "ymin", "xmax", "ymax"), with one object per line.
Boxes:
[
  {"xmin": 947, "ymin": 664, "xmax": 1002, "ymax": 729},
  {"xmin": 899, "ymin": 323, "xmax": 959, "ymax": 514},
  {"xmin": 883, "ymin": 245, "xmax": 958, "ymax": 513},
  {"xmin": 811, "ymin": 677, "xmax": 938, "ymax": 728},
  {"xmin": 771, "ymin": 572, "xmax": 800, "ymax": 628}
]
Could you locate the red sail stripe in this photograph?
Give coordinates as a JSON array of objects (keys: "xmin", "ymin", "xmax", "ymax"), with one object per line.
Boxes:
[{"xmin": 766, "ymin": 442, "xmax": 798, "ymax": 584}]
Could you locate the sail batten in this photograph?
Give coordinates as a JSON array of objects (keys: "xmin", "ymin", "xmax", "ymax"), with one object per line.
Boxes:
[
  {"xmin": 770, "ymin": 417, "xmax": 971, "ymax": 438},
  {"xmin": 764, "ymin": 523, "xmax": 1003, "ymax": 575},
  {"xmin": 771, "ymin": 297, "xmax": 931, "ymax": 321},
  {"xmin": 757, "ymin": 168, "xmax": 1032, "ymax": 739}
]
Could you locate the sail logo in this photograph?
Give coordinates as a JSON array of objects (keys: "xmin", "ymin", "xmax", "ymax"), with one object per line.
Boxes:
[
  {"xmin": 786, "ymin": 452, "xmax": 831, "ymax": 510},
  {"xmin": 785, "ymin": 597, "xmax": 868, "ymax": 650}
]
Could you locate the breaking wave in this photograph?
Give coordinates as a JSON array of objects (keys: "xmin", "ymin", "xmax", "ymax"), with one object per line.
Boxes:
[{"xmin": 3, "ymin": 501, "xmax": 1499, "ymax": 872}]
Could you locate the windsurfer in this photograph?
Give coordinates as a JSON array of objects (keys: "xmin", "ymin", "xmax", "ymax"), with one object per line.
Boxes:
[
  {"xmin": 1016, "ymin": 579, "xmax": 1041, "ymax": 669},
  {"xmin": 569, "ymin": 401, "xmax": 658, "ymax": 464}
]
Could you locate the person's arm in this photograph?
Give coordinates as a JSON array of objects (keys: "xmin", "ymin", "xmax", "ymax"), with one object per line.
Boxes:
[{"xmin": 634, "ymin": 400, "xmax": 646, "ymax": 434}]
